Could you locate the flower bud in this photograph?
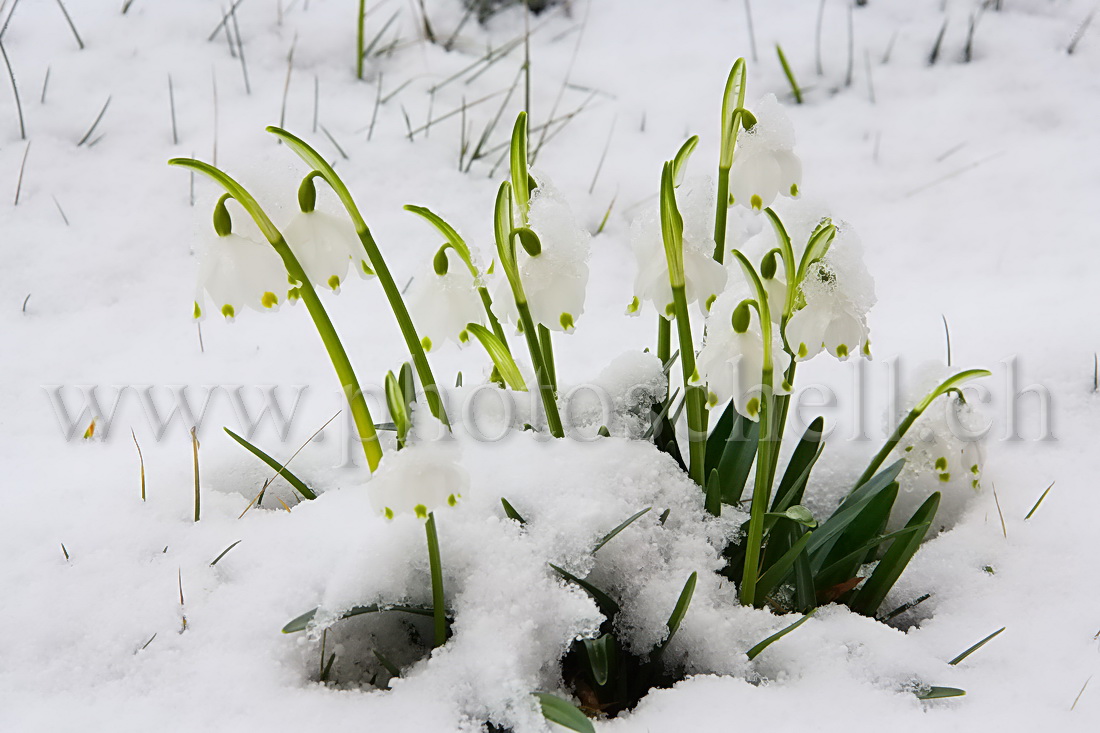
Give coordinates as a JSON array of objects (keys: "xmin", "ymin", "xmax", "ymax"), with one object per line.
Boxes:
[
  {"xmin": 213, "ymin": 194, "xmax": 233, "ymax": 237},
  {"xmin": 297, "ymin": 172, "xmax": 320, "ymax": 213},
  {"xmin": 433, "ymin": 245, "xmax": 450, "ymax": 276},
  {"xmin": 732, "ymin": 299, "xmax": 753, "ymax": 333}
]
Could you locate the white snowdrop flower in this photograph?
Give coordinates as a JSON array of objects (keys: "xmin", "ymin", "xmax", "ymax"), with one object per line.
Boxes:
[
  {"xmin": 729, "ymin": 94, "xmax": 802, "ymax": 212},
  {"xmin": 497, "ymin": 178, "xmax": 590, "ymax": 332},
  {"xmin": 367, "ymin": 443, "xmax": 468, "ymax": 520},
  {"xmin": 785, "ymin": 224, "xmax": 875, "ymax": 361},
  {"xmin": 406, "ymin": 250, "xmax": 485, "ymax": 352},
  {"xmin": 282, "ymin": 210, "xmax": 367, "ymax": 292},
  {"xmin": 630, "ymin": 176, "xmax": 727, "ymax": 316},
  {"xmin": 194, "ymin": 232, "xmax": 288, "ymax": 321},
  {"xmin": 695, "ymin": 300, "xmax": 791, "ymax": 421},
  {"xmin": 889, "ymin": 363, "xmax": 986, "ymax": 534}
]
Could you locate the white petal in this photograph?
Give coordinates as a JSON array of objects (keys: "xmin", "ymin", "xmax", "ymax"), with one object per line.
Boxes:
[
  {"xmin": 775, "ymin": 150, "xmax": 802, "ymax": 198},
  {"xmin": 822, "ymin": 308, "xmax": 867, "ymax": 360},
  {"xmin": 283, "ymin": 211, "xmax": 358, "ymax": 290},
  {"xmin": 367, "ymin": 444, "xmax": 468, "ymax": 518},
  {"xmin": 729, "ymin": 149, "xmax": 782, "ymax": 212},
  {"xmin": 197, "ymin": 233, "xmax": 287, "ymax": 319},
  {"xmin": 407, "ymin": 268, "xmax": 485, "ymax": 350},
  {"xmin": 784, "ymin": 304, "xmax": 829, "ymax": 361}
]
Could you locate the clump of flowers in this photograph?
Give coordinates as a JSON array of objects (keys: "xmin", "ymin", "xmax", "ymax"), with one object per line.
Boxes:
[{"xmin": 171, "ymin": 56, "xmax": 992, "ymax": 729}]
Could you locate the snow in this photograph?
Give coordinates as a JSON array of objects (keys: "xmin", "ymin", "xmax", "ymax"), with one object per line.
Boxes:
[{"xmin": 2, "ymin": 0, "xmax": 1100, "ymax": 731}]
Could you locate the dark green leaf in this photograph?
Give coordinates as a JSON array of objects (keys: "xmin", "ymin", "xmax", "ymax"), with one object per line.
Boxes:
[
  {"xmin": 805, "ymin": 461, "xmax": 904, "ymax": 562},
  {"xmin": 501, "ymin": 497, "xmax": 526, "ymax": 524},
  {"xmin": 814, "ymin": 522, "xmax": 931, "ymax": 592},
  {"xmin": 593, "ymin": 507, "xmax": 651, "ymax": 553},
  {"xmin": 534, "ymin": 693, "xmax": 595, "ymax": 733},
  {"xmin": 224, "ymin": 428, "xmax": 316, "ymax": 500},
  {"xmin": 916, "ymin": 686, "xmax": 966, "ymax": 700},
  {"xmin": 771, "ymin": 417, "xmax": 825, "ymax": 512},
  {"xmin": 949, "ymin": 627, "xmax": 1005, "ymax": 666},
  {"xmin": 747, "ymin": 609, "xmax": 816, "ymax": 660},
  {"xmin": 704, "ymin": 469, "xmax": 722, "ymax": 517},
  {"xmin": 850, "ymin": 492, "xmax": 941, "ymax": 616},
  {"xmin": 582, "ymin": 635, "xmax": 614, "ymax": 687},
  {"xmin": 812, "ymin": 482, "xmax": 898, "ymax": 577},
  {"xmin": 755, "ymin": 529, "xmax": 813, "ymax": 602},
  {"xmin": 655, "ymin": 571, "xmax": 697, "ymax": 656},
  {"xmin": 282, "ymin": 604, "xmax": 439, "ymax": 634},
  {"xmin": 705, "ymin": 400, "xmax": 759, "ymax": 504},
  {"xmin": 550, "ymin": 564, "xmax": 620, "ymax": 620}
]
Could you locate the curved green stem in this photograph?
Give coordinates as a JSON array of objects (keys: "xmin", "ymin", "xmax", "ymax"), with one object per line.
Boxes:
[
  {"xmin": 763, "ymin": 207, "xmax": 799, "ymax": 319},
  {"xmin": 494, "ymin": 181, "xmax": 563, "ymax": 437},
  {"xmin": 855, "ymin": 368, "xmax": 992, "ymax": 489},
  {"xmin": 267, "ymin": 126, "xmax": 450, "ymax": 428},
  {"xmin": 730, "ymin": 250, "xmax": 777, "ymax": 607},
  {"xmin": 168, "ymin": 157, "xmax": 383, "ymax": 471},
  {"xmin": 405, "ymin": 204, "xmax": 510, "ymax": 351},
  {"xmin": 714, "ymin": 58, "xmax": 747, "ymax": 264}
]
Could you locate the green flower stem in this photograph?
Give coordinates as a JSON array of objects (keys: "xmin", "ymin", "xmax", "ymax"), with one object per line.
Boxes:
[
  {"xmin": 660, "ymin": 160, "xmax": 707, "ymax": 485},
  {"xmin": 714, "ymin": 59, "xmax": 747, "ymax": 264},
  {"xmin": 854, "ymin": 368, "xmax": 992, "ymax": 489},
  {"xmin": 424, "ymin": 512, "xmax": 447, "ymax": 648},
  {"xmin": 267, "ymin": 126, "xmax": 450, "ymax": 428},
  {"xmin": 762, "ymin": 207, "xmax": 799, "ymax": 318},
  {"xmin": 538, "ymin": 324, "xmax": 557, "ymax": 393},
  {"xmin": 479, "ymin": 287, "xmax": 509, "ymax": 348},
  {"xmin": 672, "ymin": 286, "xmax": 707, "ymax": 486},
  {"xmin": 519, "ymin": 304, "xmax": 564, "ymax": 437},
  {"xmin": 713, "ymin": 167, "xmax": 731, "ymax": 263},
  {"xmin": 657, "ymin": 316, "xmax": 671, "ymax": 364},
  {"xmin": 168, "ymin": 158, "xmax": 383, "ymax": 471},
  {"xmin": 730, "ymin": 251, "xmax": 776, "ymax": 608},
  {"xmin": 494, "ymin": 182, "xmax": 564, "ymax": 437}
]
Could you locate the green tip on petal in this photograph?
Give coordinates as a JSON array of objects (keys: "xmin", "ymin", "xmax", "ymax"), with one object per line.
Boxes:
[
  {"xmin": 790, "ymin": 183, "xmax": 799, "ymax": 197},
  {"xmin": 414, "ymin": 504, "xmax": 429, "ymax": 519},
  {"xmin": 939, "ymin": 473, "xmax": 951, "ymax": 482},
  {"xmin": 782, "ymin": 380, "xmax": 793, "ymax": 392},
  {"xmin": 193, "ymin": 302, "xmax": 202, "ymax": 319},
  {"xmin": 421, "ymin": 336, "xmax": 433, "ymax": 351},
  {"xmin": 836, "ymin": 344, "xmax": 849, "ymax": 358},
  {"xmin": 287, "ymin": 287, "xmax": 301, "ymax": 302},
  {"xmin": 934, "ymin": 457, "xmax": 948, "ymax": 471},
  {"xmin": 221, "ymin": 304, "xmax": 236, "ymax": 319},
  {"xmin": 705, "ymin": 293, "xmax": 718, "ymax": 312},
  {"xmin": 797, "ymin": 342, "xmax": 809, "ymax": 359},
  {"xmin": 459, "ymin": 329, "xmax": 470, "ymax": 344},
  {"xmin": 750, "ymin": 194, "xmax": 763, "ymax": 211},
  {"xmin": 970, "ymin": 464, "xmax": 980, "ymax": 474},
  {"xmin": 972, "ymin": 479, "xmax": 980, "ymax": 489},
  {"xmin": 384, "ymin": 507, "xmax": 395, "ymax": 520},
  {"xmin": 904, "ymin": 445, "xmax": 913, "ymax": 453},
  {"xmin": 862, "ymin": 340, "xmax": 872, "ymax": 357},
  {"xmin": 746, "ymin": 397, "xmax": 760, "ymax": 417},
  {"xmin": 327, "ymin": 275, "xmax": 341, "ymax": 291},
  {"xmin": 261, "ymin": 291, "xmax": 279, "ymax": 309},
  {"xmin": 689, "ymin": 367, "xmax": 701, "ymax": 383},
  {"xmin": 447, "ymin": 494, "xmax": 458, "ymax": 507},
  {"xmin": 625, "ymin": 296, "xmax": 640, "ymax": 315},
  {"xmin": 664, "ymin": 302, "xmax": 676, "ymax": 318},
  {"xmin": 560, "ymin": 313, "xmax": 575, "ymax": 332},
  {"xmin": 708, "ymin": 392, "xmax": 719, "ymax": 407},
  {"xmin": 361, "ymin": 260, "xmax": 375, "ymax": 276}
]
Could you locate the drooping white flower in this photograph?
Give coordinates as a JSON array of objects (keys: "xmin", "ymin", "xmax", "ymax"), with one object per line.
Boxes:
[
  {"xmin": 496, "ymin": 178, "xmax": 590, "ymax": 332},
  {"xmin": 406, "ymin": 251, "xmax": 486, "ymax": 352},
  {"xmin": 784, "ymin": 224, "xmax": 875, "ymax": 361},
  {"xmin": 729, "ymin": 94, "xmax": 802, "ymax": 212},
  {"xmin": 283, "ymin": 210, "xmax": 369, "ymax": 292},
  {"xmin": 194, "ymin": 232, "xmax": 289, "ymax": 320},
  {"xmin": 367, "ymin": 443, "xmax": 469, "ymax": 519},
  {"xmin": 629, "ymin": 176, "xmax": 727, "ymax": 317},
  {"xmin": 888, "ymin": 362, "xmax": 986, "ymax": 535},
  {"xmin": 695, "ymin": 301, "xmax": 791, "ymax": 421}
]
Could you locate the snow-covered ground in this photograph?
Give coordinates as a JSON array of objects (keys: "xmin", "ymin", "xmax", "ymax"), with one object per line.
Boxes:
[{"xmin": 2, "ymin": 0, "xmax": 1099, "ymax": 730}]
